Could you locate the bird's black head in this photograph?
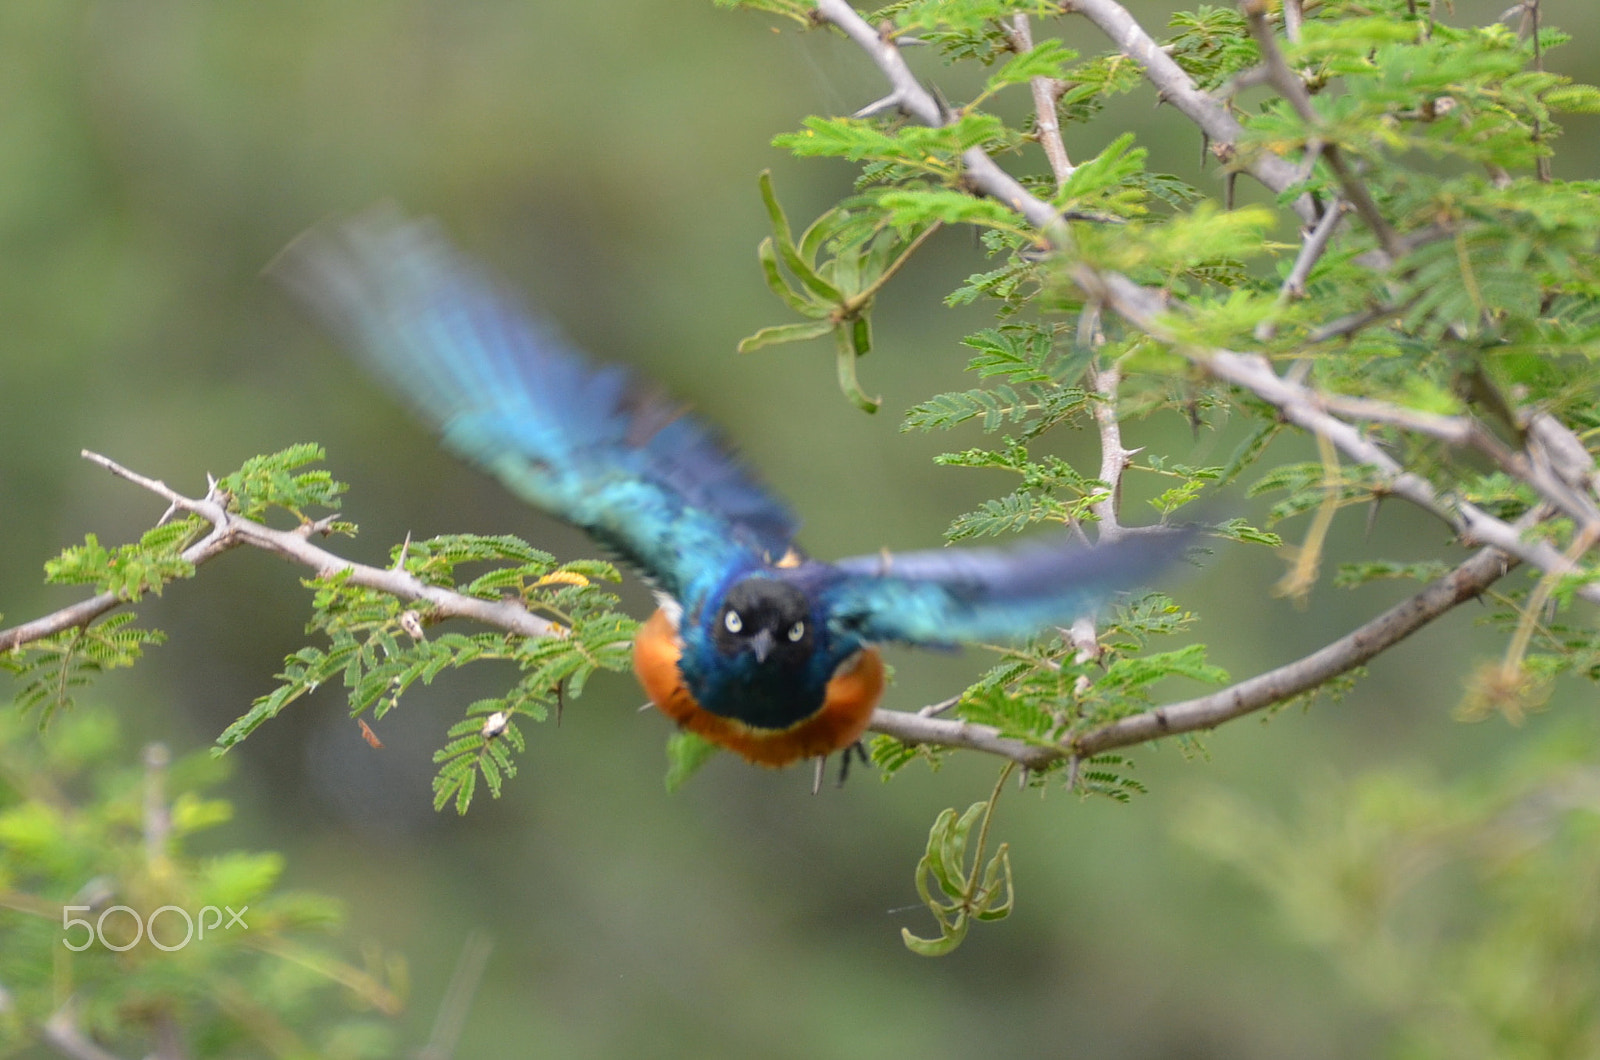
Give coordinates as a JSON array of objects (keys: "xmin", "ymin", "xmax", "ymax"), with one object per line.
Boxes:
[{"xmin": 713, "ymin": 577, "xmax": 815, "ymax": 666}]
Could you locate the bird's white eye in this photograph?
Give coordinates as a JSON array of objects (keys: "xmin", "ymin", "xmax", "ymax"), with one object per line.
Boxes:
[
  {"xmin": 724, "ymin": 610, "xmax": 743, "ymax": 634},
  {"xmin": 787, "ymin": 621, "xmax": 805, "ymax": 642}
]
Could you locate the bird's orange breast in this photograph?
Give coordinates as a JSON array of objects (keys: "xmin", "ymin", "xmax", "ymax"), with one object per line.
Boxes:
[{"xmin": 631, "ymin": 607, "xmax": 884, "ymax": 768}]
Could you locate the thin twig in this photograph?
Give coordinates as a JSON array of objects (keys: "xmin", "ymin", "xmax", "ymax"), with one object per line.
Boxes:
[
  {"xmin": 1304, "ymin": 303, "xmax": 1401, "ymax": 343},
  {"xmin": 1520, "ymin": 0, "xmax": 1552, "ymax": 183},
  {"xmin": 1064, "ymin": 0, "xmax": 1318, "ymax": 222},
  {"xmin": 1003, "ymin": 14, "xmax": 1073, "ymax": 187},
  {"xmin": 1260, "ymin": 199, "xmax": 1345, "ymax": 344},
  {"xmin": 813, "ymin": 0, "xmax": 1071, "ymax": 240},
  {"xmin": 1087, "ymin": 361, "xmax": 1132, "ymax": 539},
  {"xmin": 1281, "ymin": 199, "xmax": 1345, "ymax": 300},
  {"xmin": 1239, "ymin": 0, "xmax": 1403, "ymax": 260},
  {"xmin": 961, "ymin": 762, "xmax": 1015, "ymax": 905},
  {"xmin": 1070, "ymin": 272, "xmax": 1600, "ymax": 602}
]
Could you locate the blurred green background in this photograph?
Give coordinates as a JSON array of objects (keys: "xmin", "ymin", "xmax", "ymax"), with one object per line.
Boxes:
[{"xmin": 4, "ymin": 2, "xmax": 1599, "ymax": 1056}]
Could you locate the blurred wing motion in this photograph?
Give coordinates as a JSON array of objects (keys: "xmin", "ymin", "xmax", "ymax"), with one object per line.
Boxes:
[
  {"xmin": 273, "ymin": 208, "xmax": 798, "ymax": 601},
  {"xmin": 825, "ymin": 529, "xmax": 1195, "ymax": 645}
]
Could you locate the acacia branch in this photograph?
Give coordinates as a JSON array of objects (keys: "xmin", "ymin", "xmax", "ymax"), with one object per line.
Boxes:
[
  {"xmin": 1239, "ymin": 0, "xmax": 1402, "ymax": 259},
  {"xmin": 1069, "ymin": 271, "xmax": 1600, "ymax": 603},
  {"xmin": 0, "ymin": 452, "xmax": 561, "ymax": 656},
  {"xmin": 812, "ymin": 0, "xmax": 1069, "ymax": 237},
  {"xmin": 1003, "ymin": 13, "xmax": 1073, "ymax": 187},
  {"xmin": 1064, "ymin": 0, "xmax": 1318, "ymax": 222},
  {"xmin": 799, "ymin": 1, "xmax": 1598, "ymax": 761},
  {"xmin": 870, "ymin": 536, "xmax": 1516, "ymax": 767}
]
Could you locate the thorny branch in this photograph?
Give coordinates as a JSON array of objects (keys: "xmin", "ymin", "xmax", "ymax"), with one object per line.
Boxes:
[
  {"xmin": 0, "ymin": 451, "xmax": 560, "ymax": 658},
  {"xmin": 1002, "ymin": 13, "xmax": 1073, "ymax": 187},
  {"xmin": 1237, "ymin": 0, "xmax": 1401, "ymax": 258},
  {"xmin": 795, "ymin": 0, "xmax": 1600, "ymax": 763},
  {"xmin": 878, "ymin": 536, "xmax": 1518, "ymax": 768},
  {"xmin": 0, "ymin": 443, "xmax": 1527, "ymax": 773},
  {"xmin": 1064, "ymin": 0, "xmax": 1318, "ymax": 222},
  {"xmin": 806, "ymin": 3, "xmax": 1600, "ymax": 573}
]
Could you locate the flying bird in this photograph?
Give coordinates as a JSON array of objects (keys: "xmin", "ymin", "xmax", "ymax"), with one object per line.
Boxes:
[{"xmin": 276, "ymin": 209, "xmax": 1192, "ymax": 770}]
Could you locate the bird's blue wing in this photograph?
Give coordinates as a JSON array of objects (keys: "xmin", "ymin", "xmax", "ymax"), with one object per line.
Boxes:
[
  {"xmin": 274, "ymin": 209, "xmax": 797, "ymax": 602},
  {"xmin": 822, "ymin": 530, "xmax": 1194, "ymax": 645}
]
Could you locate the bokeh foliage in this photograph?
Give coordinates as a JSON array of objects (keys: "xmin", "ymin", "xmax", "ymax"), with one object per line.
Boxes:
[{"xmin": 0, "ymin": 709, "xmax": 404, "ymax": 1056}]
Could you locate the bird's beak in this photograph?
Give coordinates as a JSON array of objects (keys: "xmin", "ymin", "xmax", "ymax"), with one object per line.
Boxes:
[{"xmin": 749, "ymin": 629, "xmax": 775, "ymax": 663}]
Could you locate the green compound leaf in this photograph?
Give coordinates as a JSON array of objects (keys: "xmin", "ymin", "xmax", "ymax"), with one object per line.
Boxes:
[
  {"xmin": 902, "ymin": 786, "xmax": 1015, "ymax": 957},
  {"xmin": 5, "ymin": 614, "xmax": 166, "ymax": 726},
  {"xmin": 217, "ymin": 443, "xmax": 348, "ymax": 522}
]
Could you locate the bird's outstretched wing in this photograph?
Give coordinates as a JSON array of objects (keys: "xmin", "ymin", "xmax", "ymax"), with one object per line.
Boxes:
[
  {"xmin": 274, "ymin": 208, "xmax": 797, "ymax": 601},
  {"xmin": 823, "ymin": 529, "xmax": 1195, "ymax": 645}
]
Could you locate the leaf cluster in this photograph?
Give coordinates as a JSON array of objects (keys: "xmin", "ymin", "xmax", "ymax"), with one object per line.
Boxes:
[
  {"xmin": 739, "ymin": 170, "xmax": 942, "ymax": 411},
  {"xmin": 3, "ymin": 615, "xmax": 165, "ymax": 727},
  {"xmin": 5, "ymin": 446, "xmax": 356, "ymax": 723},
  {"xmin": 217, "ymin": 442, "xmax": 351, "ymax": 525},
  {"xmin": 901, "ymin": 786, "xmax": 1015, "ymax": 956},
  {"xmin": 45, "ymin": 522, "xmax": 200, "ymax": 602},
  {"xmin": 741, "ymin": 0, "xmax": 1600, "ymax": 762},
  {"xmin": 218, "ymin": 533, "xmax": 637, "ymax": 814}
]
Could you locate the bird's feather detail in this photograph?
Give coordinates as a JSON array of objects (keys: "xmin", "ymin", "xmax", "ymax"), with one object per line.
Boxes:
[
  {"xmin": 825, "ymin": 530, "xmax": 1194, "ymax": 645},
  {"xmin": 272, "ymin": 207, "xmax": 798, "ymax": 603}
]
